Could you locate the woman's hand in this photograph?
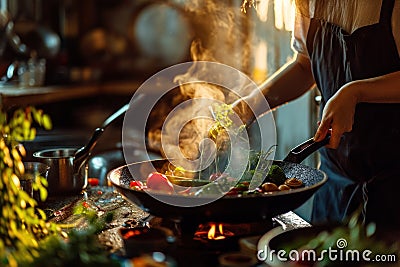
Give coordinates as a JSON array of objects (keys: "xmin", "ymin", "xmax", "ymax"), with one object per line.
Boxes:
[{"xmin": 314, "ymin": 83, "xmax": 359, "ymax": 149}]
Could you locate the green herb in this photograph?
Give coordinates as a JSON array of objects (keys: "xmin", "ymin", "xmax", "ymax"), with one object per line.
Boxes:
[
  {"xmin": 280, "ymin": 210, "xmax": 399, "ymax": 266},
  {"xmin": 198, "ymin": 103, "xmax": 277, "ymax": 194},
  {"xmin": 18, "ymin": 202, "xmax": 119, "ymax": 267},
  {"xmin": 0, "ymin": 106, "xmax": 59, "ymax": 267},
  {"xmin": 265, "ymin": 164, "xmax": 286, "ymax": 185},
  {"xmin": 1, "ymin": 107, "xmax": 121, "ymax": 267},
  {"xmin": 19, "ymin": 229, "xmax": 120, "ymax": 267}
]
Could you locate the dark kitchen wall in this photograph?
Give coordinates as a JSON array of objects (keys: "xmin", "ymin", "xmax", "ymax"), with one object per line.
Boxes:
[{"xmin": 3, "ymin": 0, "xmax": 195, "ymax": 84}]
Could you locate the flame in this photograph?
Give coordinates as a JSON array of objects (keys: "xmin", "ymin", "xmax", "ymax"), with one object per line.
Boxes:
[
  {"xmin": 207, "ymin": 223, "xmax": 226, "ymax": 240},
  {"xmin": 194, "ymin": 222, "xmax": 235, "ymax": 241}
]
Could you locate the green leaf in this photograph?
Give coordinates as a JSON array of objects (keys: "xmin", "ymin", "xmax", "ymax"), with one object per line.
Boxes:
[
  {"xmin": 0, "ymin": 107, "xmax": 58, "ymax": 263},
  {"xmin": 0, "ymin": 112, "xmax": 6, "ymax": 125},
  {"xmin": 28, "ymin": 128, "xmax": 36, "ymax": 140},
  {"xmin": 39, "ymin": 187, "xmax": 48, "ymax": 202},
  {"xmin": 22, "ymin": 119, "xmax": 31, "ymax": 130},
  {"xmin": 32, "ymin": 107, "xmax": 41, "ymax": 124},
  {"xmin": 42, "ymin": 115, "xmax": 52, "ymax": 130},
  {"xmin": 37, "ymin": 209, "xmax": 46, "ymax": 220},
  {"xmin": 40, "ymin": 176, "xmax": 48, "ymax": 187}
]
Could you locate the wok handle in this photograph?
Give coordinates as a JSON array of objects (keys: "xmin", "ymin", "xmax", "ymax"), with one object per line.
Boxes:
[{"xmin": 283, "ymin": 133, "xmax": 331, "ymax": 164}]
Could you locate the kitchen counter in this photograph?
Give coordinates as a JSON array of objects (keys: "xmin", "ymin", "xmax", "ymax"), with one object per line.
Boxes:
[{"xmin": 42, "ymin": 184, "xmax": 311, "ymax": 266}]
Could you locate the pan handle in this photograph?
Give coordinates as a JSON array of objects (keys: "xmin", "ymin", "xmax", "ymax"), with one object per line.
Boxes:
[{"xmin": 283, "ymin": 133, "xmax": 331, "ymax": 164}]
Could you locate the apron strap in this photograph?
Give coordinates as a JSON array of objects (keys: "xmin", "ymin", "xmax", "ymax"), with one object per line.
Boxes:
[
  {"xmin": 379, "ymin": 0, "xmax": 395, "ymax": 25},
  {"xmin": 342, "ymin": 183, "xmax": 361, "ymax": 222},
  {"xmin": 361, "ymin": 182, "xmax": 368, "ymax": 225}
]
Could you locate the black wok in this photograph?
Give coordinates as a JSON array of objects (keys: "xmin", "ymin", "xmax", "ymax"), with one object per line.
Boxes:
[{"xmin": 108, "ymin": 136, "xmax": 329, "ymax": 226}]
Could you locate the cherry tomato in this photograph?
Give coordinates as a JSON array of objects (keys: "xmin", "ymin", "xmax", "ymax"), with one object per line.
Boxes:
[
  {"xmin": 129, "ymin": 180, "xmax": 143, "ymax": 189},
  {"xmin": 88, "ymin": 178, "xmax": 99, "ymax": 186},
  {"xmin": 146, "ymin": 172, "xmax": 174, "ymax": 193}
]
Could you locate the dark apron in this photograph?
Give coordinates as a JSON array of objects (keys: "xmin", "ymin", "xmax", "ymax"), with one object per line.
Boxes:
[{"xmin": 306, "ymin": 0, "xmax": 400, "ymax": 227}]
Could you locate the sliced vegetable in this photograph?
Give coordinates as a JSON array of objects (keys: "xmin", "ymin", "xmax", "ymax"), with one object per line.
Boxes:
[
  {"xmin": 146, "ymin": 172, "xmax": 174, "ymax": 194},
  {"xmin": 278, "ymin": 184, "xmax": 291, "ymax": 191},
  {"xmin": 284, "ymin": 177, "xmax": 303, "ymax": 188},
  {"xmin": 261, "ymin": 182, "xmax": 279, "ymax": 192},
  {"xmin": 129, "ymin": 180, "xmax": 143, "ymax": 189}
]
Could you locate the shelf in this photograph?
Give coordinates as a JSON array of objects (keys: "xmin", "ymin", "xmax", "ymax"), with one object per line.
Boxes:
[{"xmin": 0, "ymin": 80, "xmax": 143, "ymax": 108}]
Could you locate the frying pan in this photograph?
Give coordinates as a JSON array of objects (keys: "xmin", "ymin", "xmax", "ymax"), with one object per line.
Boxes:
[{"xmin": 108, "ymin": 135, "xmax": 330, "ymax": 227}]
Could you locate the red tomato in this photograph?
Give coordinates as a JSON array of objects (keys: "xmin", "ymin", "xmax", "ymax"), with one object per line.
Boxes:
[
  {"xmin": 146, "ymin": 172, "xmax": 174, "ymax": 194},
  {"xmin": 226, "ymin": 188, "xmax": 239, "ymax": 195},
  {"xmin": 129, "ymin": 180, "xmax": 143, "ymax": 189},
  {"xmin": 88, "ymin": 178, "xmax": 99, "ymax": 186}
]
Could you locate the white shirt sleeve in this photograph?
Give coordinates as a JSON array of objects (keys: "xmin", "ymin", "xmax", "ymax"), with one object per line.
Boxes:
[{"xmin": 291, "ymin": 10, "xmax": 310, "ymax": 56}]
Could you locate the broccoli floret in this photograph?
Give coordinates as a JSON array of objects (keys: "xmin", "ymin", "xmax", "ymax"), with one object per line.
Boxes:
[{"xmin": 266, "ymin": 164, "xmax": 286, "ymax": 185}]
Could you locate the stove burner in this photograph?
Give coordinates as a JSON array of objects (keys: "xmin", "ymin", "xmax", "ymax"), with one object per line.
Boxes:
[
  {"xmin": 121, "ymin": 215, "xmax": 304, "ymax": 266},
  {"xmin": 148, "ymin": 217, "xmax": 275, "ymax": 240},
  {"xmin": 194, "ymin": 223, "xmax": 235, "ymax": 241}
]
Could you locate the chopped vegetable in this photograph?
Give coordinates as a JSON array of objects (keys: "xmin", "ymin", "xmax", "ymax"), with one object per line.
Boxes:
[
  {"xmin": 261, "ymin": 182, "xmax": 279, "ymax": 192},
  {"xmin": 129, "ymin": 180, "xmax": 143, "ymax": 189},
  {"xmin": 284, "ymin": 177, "xmax": 303, "ymax": 188},
  {"xmin": 194, "ymin": 175, "xmax": 235, "ymax": 196},
  {"xmin": 278, "ymin": 184, "xmax": 291, "ymax": 191},
  {"xmin": 266, "ymin": 164, "xmax": 286, "ymax": 185},
  {"xmin": 146, "ymin": 172, "xmax": 174, "ymax": 194}
]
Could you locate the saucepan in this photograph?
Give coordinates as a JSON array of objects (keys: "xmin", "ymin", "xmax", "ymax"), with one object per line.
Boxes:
[
  {"xmin": 33, "ymin": 95, "xmax": 145, "ymax": 195},
  {"xmin": 108, "ymin": 135, "xmax": 330, "ymax": 228},
  {"xmin": 33, "ymin": 148, "xmax": 87, "ymax": 195}
]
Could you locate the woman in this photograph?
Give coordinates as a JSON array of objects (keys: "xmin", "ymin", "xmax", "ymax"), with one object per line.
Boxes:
[{"xmin": 239, "ymin": 0, "xmax": 400, "ymax": 227}]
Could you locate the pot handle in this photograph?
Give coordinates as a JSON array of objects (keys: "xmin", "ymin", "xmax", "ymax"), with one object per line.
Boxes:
[{"xmin": 283, "ymin": 133, "xmax": 331, "ymax": 164}]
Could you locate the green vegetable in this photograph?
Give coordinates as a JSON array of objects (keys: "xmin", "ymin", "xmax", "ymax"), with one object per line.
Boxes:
[
  {"xmin": 195, "ymin": 176, "xmax": 235, "ymax": 196},
  {"xmin": 266, "ymin": 164, "xmax": 286, "ymax": 185}
]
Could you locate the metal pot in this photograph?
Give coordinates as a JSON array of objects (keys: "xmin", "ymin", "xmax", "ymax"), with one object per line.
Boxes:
[
  {"xmin": 33, "ymin": 148, "xmax": 87, "ymax": 195},
  {"xmin": 32, "ymin": 99, "xmax": 145, "ymax": 195}
]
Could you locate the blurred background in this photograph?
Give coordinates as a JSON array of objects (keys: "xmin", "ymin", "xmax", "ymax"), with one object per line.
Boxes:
[{"xmin": 0, "ymin": 0, "xmax": 320, "ymax": 200}]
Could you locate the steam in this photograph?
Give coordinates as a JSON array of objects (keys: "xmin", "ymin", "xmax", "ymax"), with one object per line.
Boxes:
[
  {"xmin": 148, "ymin": 0, "xmax": 259, "ymax": 171},
  {"xmin": 185, "ymin": 0, "xmax": 253, "ymax": 73}
]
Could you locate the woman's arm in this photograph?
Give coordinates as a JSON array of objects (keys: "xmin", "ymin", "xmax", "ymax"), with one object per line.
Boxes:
[
  {"xmin": 259, "ymin": 52, "xmax": 315, "ymax": 108},
  {"xmin": 352, "ymin": 71, "xmax": 400, "ymax": 103},
  {"xmin": 234, "ymin": 52, "xmax": 316, "ymax": 125},
  {"xmin": 314, "ymin": 70, "xmax": 400, "ymax": 148}
]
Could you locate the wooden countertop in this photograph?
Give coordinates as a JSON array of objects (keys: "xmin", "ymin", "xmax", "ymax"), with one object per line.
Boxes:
[{"xmin": 0, "ymin": 80, "xmax": 143, "ymax": 108}]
